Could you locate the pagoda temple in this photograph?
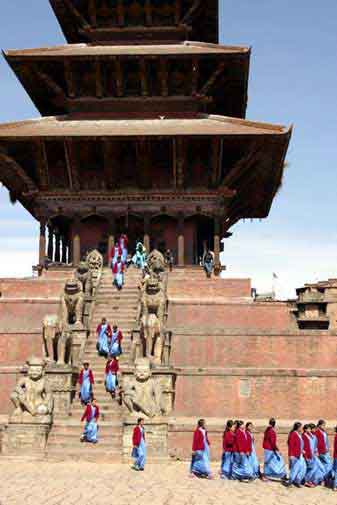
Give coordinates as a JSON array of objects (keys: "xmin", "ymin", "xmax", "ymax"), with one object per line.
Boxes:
[{"xmin": 0, "ymin": 0, "xmax": 291, "ymax": 270}]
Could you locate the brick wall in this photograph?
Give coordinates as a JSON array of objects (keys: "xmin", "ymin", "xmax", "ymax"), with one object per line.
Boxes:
[
  {"xmin": 0, "ymin": 279, "xmax": 65, "ymax": 298},
  {"xmin": 170, "ymin": 332, "xmax": 337, "ymax": 368},
  {"xmin": 0, "ymin": 368, "xmax": 20, "ymax": 415},
  {"xmin": 173, "ymin": 371, "xmax": 337, "ymax": 419},
  {"xmin": 168, "ymin": 301, "xmax": 296, "ymax": 331}
]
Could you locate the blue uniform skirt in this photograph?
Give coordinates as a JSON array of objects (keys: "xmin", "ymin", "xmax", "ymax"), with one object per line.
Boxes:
[
  {"xmin": 232, "ymin": 453, "xmax": 254, "ymax": 480},
  {"xmin": 110, "ymin": 341, "xmax": 121, "ymax": 357},
  {"xmin": 305, "ymin": 457, "xmax": 325, "ymax": 485},
  {"xmin": 331, "ymin": 458, "xmax": 337, "ymax": 489},
  {"xmin": 80, "ymin": 378, "xmax": 92, "ymax": 404},
  {"xmin": 319, "ymin": 453, "xmax": 333, "ymax": 480},
  {"xmin": 191, "ymin": 443, "xmax": 211, "ymax": 477},
  {"xmin": 133, "ymin": 438, "xmax": 146, "ymax": 470},
  {"xmin": 263, "ymin": 450, "xmax": 287, "ymax": 479},
  {"xmin": 248, "ymin": 446, "xmax": 260, "ymax": 479},
  {"xmin": 98, "ymin": 332, "xmax": 109, "ymax": 355},
  {"xmin": 289, "ymin": 456, "xmax": 306, "ymax": 484},
  {"xmin": 84, "ymin": 419, "xmax": 98, "ymax": 443},
  {"xmin": 105, "ymin": 371, "xmax": 117, "ymax": 393},
  {"xmin": 220, "ymin": 452, "xmax": 233, "ymax": 479}
]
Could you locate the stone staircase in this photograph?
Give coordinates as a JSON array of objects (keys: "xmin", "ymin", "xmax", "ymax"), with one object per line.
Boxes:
[{"xmin": 46, "ymin": 266, "xmax": 142, "ymax": 461}]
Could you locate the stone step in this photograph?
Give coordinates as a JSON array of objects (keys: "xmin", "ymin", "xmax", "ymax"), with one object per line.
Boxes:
[{"xmin": 46, "ymin": 447, "xmax": 122, "ymax": 462}]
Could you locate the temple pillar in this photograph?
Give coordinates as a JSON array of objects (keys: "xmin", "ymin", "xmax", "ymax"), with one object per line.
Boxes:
[
  {"xmin": 47, "ymin": 224, "xmax": 54, "ymax": 261},
  {"xmin": 39, "ymin": 221, "xmax": 46, "ymax": 266},
  {"xmin": 177, "ymin": 214, "xmax": 185, "ymax": 266},
  {"xmin": 54, "ymin": 231, "xmax": 61, "ymax": 263},
  {"xmin": 61, "ymin": 236, "xmax": 68, "ymax": 264},
  {"xmin": 213, "ymin": 217, "xmax": 221, "ymax": 276},
  {"xmin": 107, "ymin": 215, "xmax": 116, "ymax": 264},
  {"xmin": 72, "ymin": 218, "xmax": 81, "ymax": 266},
  {"xmin": 144, "ymin": 215, "xmax": 151, "ymax": 253}
]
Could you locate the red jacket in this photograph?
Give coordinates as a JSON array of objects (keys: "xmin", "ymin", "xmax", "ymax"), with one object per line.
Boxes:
[
  {"xmin": 81, "ymin": 404, "xmax": 100, "ymax": 422},
  {"xmin": 96, "ymin": 323, "xmax": 112, "ymax": 338},
  {"xmin": 105, "ymin": 359, "xmax": 119, "ymax": 374},
  {"xmin": 334, "ymin": 434, "xmax": 337, "ymax": 459},
  {"xmin": 245, "ymin": 430, "xmax": 253, "ymax": 455},
  {"xmin": 133, "ymin": 426, "xmax": 144, "ymax": 447},
  {"xmin": 119, "ymin": 235, "xmax": 128, "ymax": 248},
  {"xmin": 113, "ymin": 262, "xmax": 124, "ymax": 274},
  {"xmin": 302, "ymin": 433, "xmax": 313, "ymax": 460},
  {"xmin": 111, "ymin": 329, "xmax": 123, "ymax": 343},
  {"xmin": 78, "ymin": 369, "xmax": 94, "ymax": 385},
  {"xmin": 234, "ymin": 428, "xmax": 248, "ymax": 453},
  {"xmin": 192, "ymin": 428, "xmax": 210, "ymax": 451},
  {"xmin": 263, "ymin": 427, "xmax": 278, "ymax": 451},
  {"xmin": 223, "ymin": 431, "xmax": 236, "ymax": 452},
  {"xmin": 110, "ymin": 245, "xmax": 122, "ymax": 261},
  {"xmin": 315, "ymin": 429, "xmax": 328, "ymax": 455},
  {"xmin": 288, "ymin": 431, "xmax": 302, "ymax": 458}
]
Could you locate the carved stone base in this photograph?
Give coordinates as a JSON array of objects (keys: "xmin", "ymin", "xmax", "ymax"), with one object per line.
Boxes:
[
  {"xmin": 71, "ymin": 329, "xmax": 88, "ymax": 367},
  {"xmin": 123, "ymin": 417, "xmax": 169, "ymax": 461},
  {"xmin": 2, "ymin": 421, "xmax": 51, "ymax": 455},
  {"xmin": 46, "ymin": 364, "xmax": 75, "ymax": 417}
]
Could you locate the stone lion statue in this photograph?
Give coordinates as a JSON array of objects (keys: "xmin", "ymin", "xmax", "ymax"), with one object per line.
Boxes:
[
  {"xmin": 10, "ymin": 356, "xmax": 54, "ymax": 421},
  {"xmin": 60, "ymin": 278, "xmax": 84, "ymax": 328},
  {"xmin": 86, "ymin": 249, "xmax": 103, "ymax": 296},
  {"xmin": 75, "ymin": 261, "xmax": 93, "ymax": 296},
  {"xmin": 147, "ymin": 249, "xmax": 166, "ymax": 275},
  {"xmin": 138, "ymin": 271, "xmax": 166, "ymax": 365},
  {"xmin": 123, "ymin": 358, "xmax": 166, "ymax": 418},
  {"xmin": 42, "ymin": 315, "xmax": 72, "ymax": 365}
]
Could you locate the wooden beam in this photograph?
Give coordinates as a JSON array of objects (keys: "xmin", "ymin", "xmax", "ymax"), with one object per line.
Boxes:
[
  {"xmin": 63, "ymin": 0, "xmax": 90, "ymax": 28},
  {"xmin": 144, "ymin": 0, "xmax": 153, "ymax": 26},
  {"xmin": 176, "ymin": 138, "xmax": 185, "ymax": 188},
  {"xmin": 175, "ymin": 0, "xmax": 182, "ymax": 24},
  {"xmin": 88, "ymin": 0, "xmax": 97, "ymax": 26},
  {"xmin": 159, "ymin": 57, "xmax": 169, "ymax": 97},
  {"xmin": 223, "ymin": 143, "xmax": 261, "ymax": 187},
  {"xmin": 102, "ymin": 138, "xmax": 114, "ymax": 189},
  {"xmin": 181, "ymin": 0, "xmax": 202, "ymax": 23},
  {"xmin": 191, "ymin": 57, "xmax": 199, "ymax": 95},
  {"xmin": 139, "ymin": 58, "xmax": 149, "ymax": 97},
  {"xmin": 116, "ymin": 0, "xmax": 125, "ymax": 26},
  {"xmin": 95, "ymin": 60, "xmax": 103, "ymax": 98},
  {"xmin": 33, "ymin": 139, "xmax": 49, "ymax": 190},
  {"xmin": 211, "ymin": 138, "xmax": 220, "ymax": 186},
  {"xmin": 64, "ymin": 60, "xmax": 76, "ymax": 98},
  {"xmin": 172, "ymin": 138, "xmax": 177, "ymax": 188},
  {"xmin": 0, "ymin": 152, "xmax": 37, "ymax": 193},
  {"xmin": 32, "ymin": 66, "xmax": 65, "ymax": 98},
  {"xmin": 200, "ymin": 62, "xmax": 225, "ymax": 95},
  {"xmin": 64, "ymin": 139, "xmax": 80, "ymax": 191},
  {"xmin": 114, "ymin": 58, "xmax": 124, "ymax": 97}
]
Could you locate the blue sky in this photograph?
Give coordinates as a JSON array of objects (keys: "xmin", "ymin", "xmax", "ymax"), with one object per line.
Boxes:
[{"xmin": 0, "ymin": 1, "xmax": 337, "ymax": 297}]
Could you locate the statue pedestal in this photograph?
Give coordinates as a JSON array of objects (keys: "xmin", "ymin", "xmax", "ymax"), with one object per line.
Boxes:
[
  {"xmin": 46, "ymin": 364, "xmax": 76, "ymax": 417},
  {"xmin": 123, "ymin": 416, "xmax": 170, "ymax": 461},
  {"xmin": 3, "ymin": 418, "xmax": 51, "ymax": 455},
  {"xmin": 71, "ymin": 328, "xmax": 88, "ymax": 367}
]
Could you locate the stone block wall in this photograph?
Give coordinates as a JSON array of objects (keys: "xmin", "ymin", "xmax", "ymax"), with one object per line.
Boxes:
[
  {"xmin": 168, "ymin": 300, "xmax": 297, "ymax": 332},
  {"xmin": 170, "ymin": 331, "xmax": 337, "ymax": 369},
  {"xmin": 173, "ymin": 370, "xmax": 337, "ymax": 419}
]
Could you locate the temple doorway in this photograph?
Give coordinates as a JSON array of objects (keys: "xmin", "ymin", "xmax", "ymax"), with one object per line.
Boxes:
[
  {"xmin": 184, "ymin": 215, "xmax": 214, "ymax": 264},
  {"xmin": 78, "ymin": 215, "xmax": 109, "ymax": 260},
  {"xmin": 116, "ymin": 214, "xmax": 143, "ymax": 255},
  {"xmin": 150, "ymin": 215, "xmax": 178, "ymax": 257}
]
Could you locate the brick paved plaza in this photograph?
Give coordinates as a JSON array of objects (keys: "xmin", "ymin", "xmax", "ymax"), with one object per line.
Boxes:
[{"xmin": 0, "ymin": 461, "xmax": 336, "ymax": 505}]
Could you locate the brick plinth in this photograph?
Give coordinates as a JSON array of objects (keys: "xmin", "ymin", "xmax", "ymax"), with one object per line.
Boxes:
[
  {"xmin": 170, "ymin": 331, "xmax": 337, "ymax": 368},
  {"xmin": 173, "ymin": 368, "xmax": 337, "ymax": 419}
]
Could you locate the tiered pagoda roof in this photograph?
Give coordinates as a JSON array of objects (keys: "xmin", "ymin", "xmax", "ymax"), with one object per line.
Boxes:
[
  {"xmin": 50, "ymin": 0, "xmax": 219, "ymax": 44},
  {"xmin": 0, "ymin": 0, "xmax": 292, "ymax": 241}
]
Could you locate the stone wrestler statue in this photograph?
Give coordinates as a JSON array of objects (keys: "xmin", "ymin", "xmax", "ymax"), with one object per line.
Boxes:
[
  {"xmin": 11, "ymin": 356, "xmax": 54, "ymax": 419},
  {"xmin": 123, "ymin": 358, "xmax": 166, "ymax": 418}
]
